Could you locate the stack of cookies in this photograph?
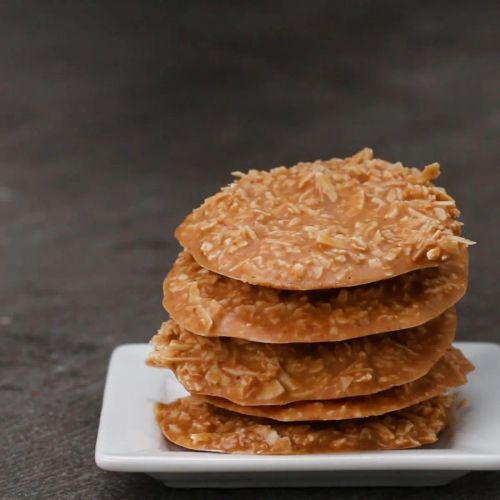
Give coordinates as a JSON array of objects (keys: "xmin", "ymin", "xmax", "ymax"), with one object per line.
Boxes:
[{"xmin": 147, "ymin": 148, "xmax": 475, "ymax": 454}]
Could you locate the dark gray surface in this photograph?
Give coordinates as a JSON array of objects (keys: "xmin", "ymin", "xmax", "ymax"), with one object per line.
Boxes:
[{"xmin": 1, "ymin": 1, "xmax": 499, "ymax": 499}]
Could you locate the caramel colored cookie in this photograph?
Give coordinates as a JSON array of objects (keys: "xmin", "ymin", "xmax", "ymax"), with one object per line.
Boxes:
[
  {"xmin": 164, "ymin": 249, "xmax": 467, "ymax": 343},
  {"xmin": 147, "ymin": 309, "xmax": 456, "ymax": 405},
  {"xmin": 156, "ymin": 395, "xmax": 452, "ymax": 454},
  {"xmin": 176, "ymin": 149, "xmax": 473, "ymax": 290},
  {"xmin": 202, "ymin": 347, "xmax": 473, "ymax": 420}
]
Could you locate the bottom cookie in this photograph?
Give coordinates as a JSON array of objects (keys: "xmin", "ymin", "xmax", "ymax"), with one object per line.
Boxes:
[{"xmin": 156, "ymin": 395, "xmax": 453, "ymax": 455}]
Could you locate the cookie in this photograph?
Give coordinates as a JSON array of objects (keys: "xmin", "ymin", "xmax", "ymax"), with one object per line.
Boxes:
[
  {"xmin": 147, "ymin": 309, "xmax": 456, "ymax": 405},
  {"xmin": 201, "ymin": 347, "xmax": 473, "ymax": 420},
  {"xmin": 156, "ymin": 395, "xmax": 453, "ymax": 454},
  {"xmin": 164, "ymin": 249, "xmax": 467, "ymax": 343},
  {"xmin": 176, "ymin": 149, "xmax": 473, "ymax": 290}
]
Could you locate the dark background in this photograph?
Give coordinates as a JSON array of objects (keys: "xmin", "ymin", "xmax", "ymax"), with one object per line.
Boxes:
[{"xmin": 1, "ymin": 1, "xmax": 499, "ymax": 499}]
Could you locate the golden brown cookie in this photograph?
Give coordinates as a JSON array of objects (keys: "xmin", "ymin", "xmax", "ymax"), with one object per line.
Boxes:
[
  {"xmin": 201, "ymin": 347, "xmax": 473, "ymax": 420},
  {"xmin": 147, "ymin": 309, "xmax": 456, "ymax": 405},
  {"xmin": 176, "ymin": 149, "xmax": 473, "ymax": 290},
  {"xmin": 164, "ymin": 249, "xmax": 467, "ymax": 343},
  {"xmin": 156, "ymin": 395, "xmax": 453, "ymax": 454}
]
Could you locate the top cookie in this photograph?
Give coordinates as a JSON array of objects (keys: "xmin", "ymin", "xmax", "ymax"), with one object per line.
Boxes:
[{"xmin": 176, "ymin": 149, "xmax": 473, "ymax": 290}]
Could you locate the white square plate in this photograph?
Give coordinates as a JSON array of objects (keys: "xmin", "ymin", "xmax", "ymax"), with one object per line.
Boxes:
[{"xmin": 95, "ymin": 342, "xmax": 500, "ymax": 488}]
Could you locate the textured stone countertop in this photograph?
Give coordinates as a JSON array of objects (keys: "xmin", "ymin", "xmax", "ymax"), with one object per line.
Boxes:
[{"xmin": 1, "ymin": 1, "xmax": 499, "ymax": 498}]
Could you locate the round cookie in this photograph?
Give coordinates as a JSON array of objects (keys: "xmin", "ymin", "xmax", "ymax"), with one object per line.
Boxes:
[
  {"xmin": 147, "ymin": 309, "xmax": 456, "ymax": 405},
  {"xmin": 164, "ymin": 249, "xmax": 467, "ymax": 343},
  {"xmin": 202, "ymin": 347, "xmax": 473, "ymax": 420},
  {"xmin": 156, "ymin": 395, "xmax": 453, "ymax": 454},
  {"xmin": 176, "ymin": 149, "xmax": 473, "ymax": 290}
]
